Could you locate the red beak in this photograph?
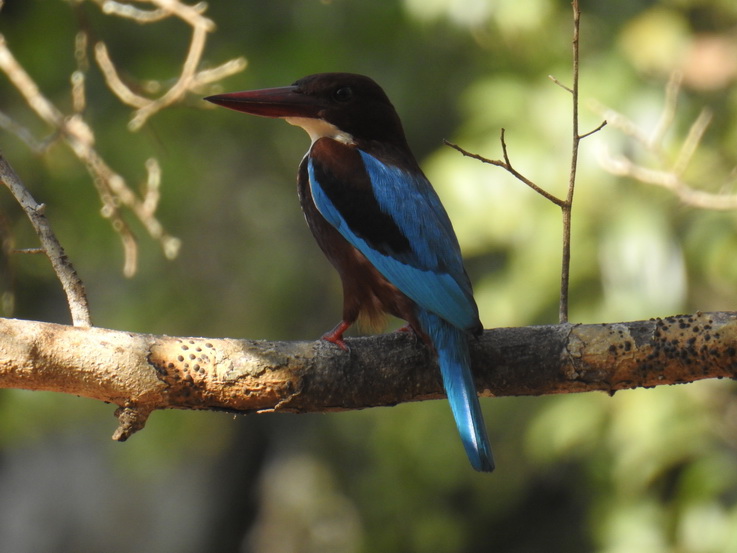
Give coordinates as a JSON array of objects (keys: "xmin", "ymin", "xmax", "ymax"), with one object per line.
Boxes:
[{"xmin": 204, "ymin": 86, "xmax": 322, "ymax": 119}]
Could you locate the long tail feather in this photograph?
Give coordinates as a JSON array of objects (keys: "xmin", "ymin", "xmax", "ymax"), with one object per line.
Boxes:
[{"xmin": 418, "ymin": 310, "xmax": 494, "ymax": 472}]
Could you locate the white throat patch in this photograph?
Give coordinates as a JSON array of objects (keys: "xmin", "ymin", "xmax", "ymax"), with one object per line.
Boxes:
[{"xmin": 285, "ymin": 117, "xmax": 355, "ymax": 146}]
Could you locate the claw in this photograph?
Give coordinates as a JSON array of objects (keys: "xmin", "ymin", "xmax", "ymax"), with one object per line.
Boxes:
[
  {"xmin": 321, "ymin": 320, "xmax": 352, "ymax": 352},
  {"xmin": 396, "ymin": 324, "xmax": 423, "ymax": 343},
  {"xmin": 396, "ymin": 324, "xmax": 415, "ymax": 335}
]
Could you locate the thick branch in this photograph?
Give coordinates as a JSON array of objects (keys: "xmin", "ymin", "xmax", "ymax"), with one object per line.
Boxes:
[{"xmin": 1, "ymin": 312, "xmax": 736, "ymax": 440}]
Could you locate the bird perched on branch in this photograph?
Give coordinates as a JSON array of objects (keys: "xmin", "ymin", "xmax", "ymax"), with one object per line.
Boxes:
[{"xmin": 205, "ymin": 73, "xmax": 494, "ymax": 472}]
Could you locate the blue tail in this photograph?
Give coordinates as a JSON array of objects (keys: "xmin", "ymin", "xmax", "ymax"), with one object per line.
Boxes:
[{"xmin": 418, "ymin": 310, "xmax": 494, "ymax": 472}]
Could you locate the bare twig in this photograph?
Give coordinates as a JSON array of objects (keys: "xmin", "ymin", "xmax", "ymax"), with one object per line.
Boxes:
[
  {"xmin": 446, "ymin": 0, "xmax": 602, "ymax": 324},
  {"xmin": 558, "ymin": 0, "xmax": 582, "ymax": 324},
  {"xmin": 93, "ymin": 41, "xmax": 150, "ymax": 109},
  {"xmin": 579, "ymin": 120, "xmax": 608, "ymax": 140},
  {"xmin": 92, "ymin": 0, "xmax": 180, "ymax": 23},
  {"xmin": 548, "ymin": 74, "xmax": 573, "ymax": 94},
  {"xmin": 0, "ymin": 156, "xmax": 92, "ymax": 326},
  {"xmin": 444, "ymin": 135, "xmax": 566, "ymax": 207}
]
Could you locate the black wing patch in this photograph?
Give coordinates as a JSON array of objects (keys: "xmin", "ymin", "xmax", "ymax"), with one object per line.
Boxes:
[{"xmin": 309, "ymin": 140, "xmax": 412, "ymax": 257}]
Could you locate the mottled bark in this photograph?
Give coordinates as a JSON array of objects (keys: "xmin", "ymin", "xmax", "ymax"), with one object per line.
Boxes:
[{"xmin": 1, "ymin": 312, "xmax": 735, "ymax": 441}]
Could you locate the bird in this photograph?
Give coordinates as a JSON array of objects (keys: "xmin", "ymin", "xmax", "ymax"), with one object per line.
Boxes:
[{"xmin": 205, "ymin": 73, "xmax": 494, "ymax": 472}]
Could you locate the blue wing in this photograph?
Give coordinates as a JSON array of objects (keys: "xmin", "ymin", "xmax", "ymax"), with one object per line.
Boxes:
[
  {"xmin": 307, "ymin": 141, "xmax": 479, "ymax": 332},
  {"xmin": 307, "ymin": 138, "xmax": 493, "ymax": 471}
]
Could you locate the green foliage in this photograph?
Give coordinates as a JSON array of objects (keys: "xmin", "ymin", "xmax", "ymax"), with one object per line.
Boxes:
[{"xmin": 1, "ymin": 0, "xmax": 737, "ymax": 551}]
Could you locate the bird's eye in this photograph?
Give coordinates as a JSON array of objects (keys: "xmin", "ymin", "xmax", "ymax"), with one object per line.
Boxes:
[{"xmin": 333, "ymin": 86, "xmax": 353, "ymax": 102}]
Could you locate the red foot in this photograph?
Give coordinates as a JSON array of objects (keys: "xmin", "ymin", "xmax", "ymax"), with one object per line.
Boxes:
[{"xmin": 321, "ymin": 320, "xmax": 352, "ymax": 352}]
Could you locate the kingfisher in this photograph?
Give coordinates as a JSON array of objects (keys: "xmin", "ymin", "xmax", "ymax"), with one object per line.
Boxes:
[{"xmin": 205, "ymin": 73, "xmax": 494, "ymax": 472}]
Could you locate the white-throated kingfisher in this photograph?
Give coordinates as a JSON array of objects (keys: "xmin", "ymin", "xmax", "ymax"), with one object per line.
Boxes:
[{"xmin": 205, "ymin": 73, "xmax": 494, "ymax": 472}]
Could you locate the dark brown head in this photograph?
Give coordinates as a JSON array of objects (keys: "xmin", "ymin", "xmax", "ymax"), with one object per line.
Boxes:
[{"xmin": 205, "ymin": 73, "xmax": 409, "ymax": 148}]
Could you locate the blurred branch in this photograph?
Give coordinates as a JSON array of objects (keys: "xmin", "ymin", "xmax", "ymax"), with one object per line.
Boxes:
[
  {"xmin": 0, "ymin": 156, "xmax": 92, "ymax": 326},
  {"xmin": 0, "ymin": 0, "xmax": 246, "ymax": 276},
  {"xmin": 89, "ymin": 0, "xmax": 247, "ymax": 131},
  {"xmin": 0, "ymin": 32, "xmax": 177, "ymax": 276},
  {"xmin": 1, "ymin": 312, "xmax": 735, "ymax": 441},
  {"xmin": 593, "ymin": 71, "xmax": 737, "ymax": 210}
]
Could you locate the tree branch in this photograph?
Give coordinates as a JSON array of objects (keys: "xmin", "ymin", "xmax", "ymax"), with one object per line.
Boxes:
[
  {"xmin": 1, "ymin": 312, "xmax": 735, "ymax": 441},
  {"xmin": 0, "ymin": 155, "xmax": 92, "ymax": 326},
  {"xmin": 0, "ymin": 0, "xmax": 246, "ymax": 276},
  {"xmin": 592, "ymin": 71, "xmax": 737, "ymax": 211},
  {"xmin": 558, "ymin": 0, "xmax": 581, "ymax": 325},
  {"xmin": 443, "ymin": 134, "xmax": 566, "ymax": 207}
]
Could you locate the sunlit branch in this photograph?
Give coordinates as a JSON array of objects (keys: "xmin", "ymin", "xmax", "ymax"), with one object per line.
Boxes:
[
  {"xmin": 0, "ymin": 312, "xmax": 735, "ymax": 441},
  {"xmin": 650, "ymin": 71, "xmax": 681, "ymax": 153},
  {"xmin": 599, "ymin": 151, "xmax": 737, "ymax": 210},
  {"xmin": 0, "ymin": 0, "xmax": 243, "ymax": 280},
  {"xmin": 673, "ymin": 107, "xmax": 712, "ymax": 177},
  {"xmin": 0, "ymin": 33, "xmax": 179, "ymax": 276},
  {"xmin": 89, "ymin": 0, "xmax": 246, "ymax": 131},
  {"xmin": 94, "ymin": 42, "xmax": 150, "ymax": 109},
  {"xmin": 593, "ymin": 71, "xmax": 737, "ymax": 211}
]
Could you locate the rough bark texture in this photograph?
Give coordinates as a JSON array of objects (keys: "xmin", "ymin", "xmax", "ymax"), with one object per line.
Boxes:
[{"xmin": 1, "ymin": 312, "xmax": 736, "ymax": 440}]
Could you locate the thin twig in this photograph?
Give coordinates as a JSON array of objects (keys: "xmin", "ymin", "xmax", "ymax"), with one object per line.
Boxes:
[
  {"xmin": 0, "ymin": 111, "xmax": 54, "ymax": 153},
  {"xmin": 673, "ymin": 107, "xmax": 712, "ymax": 177},
  {"xmin": 548, "ymin": 74, "xmax": 573, "ymax": 94},
  {"xmin": 92, "ymin": 0, "xmax": 171, "ymax": 23},
  {"xmin": 0, "ymin": 156, "xmax": 92, "ymax": 326},
  {"xmin": 650, "ymin": 71, "xmax": 682, "ymax": 152},
  {"xmin": 128, "ymin": 19, "xmax": 209, "ymax": 130},
  {"xmin": 579, "ymin": 120, "xmax": 608, "ymax": 140},
  {"xmin": 94, "ymin": 42, "xmax": 150, "ymax": 109},
  {"xmin": 444, "ymin": 136, "xmax": 566, "ymax": 207},
  {"xmin": 558, "ymin": 0, "xmax": 582, "ymax": 324},
  {"xmin": 445, "ymin": 0, "xmax": 598, "ymax": 324}
]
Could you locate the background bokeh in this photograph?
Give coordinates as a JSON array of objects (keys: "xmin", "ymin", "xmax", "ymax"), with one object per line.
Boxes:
[{"xmin": 1, "ymin": 1, "xmax": 737, "ymax": 552}]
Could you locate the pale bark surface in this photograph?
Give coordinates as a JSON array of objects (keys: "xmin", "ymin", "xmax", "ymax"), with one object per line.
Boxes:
[{"xmin": 1, "ymin": 311, "xmax": 735, "ymax": 441}]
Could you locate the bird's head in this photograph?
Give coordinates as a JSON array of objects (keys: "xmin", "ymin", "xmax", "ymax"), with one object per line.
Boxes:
[{"xmin": 205, "ymin": 73, "xmax": 409, "ymax": 149}]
